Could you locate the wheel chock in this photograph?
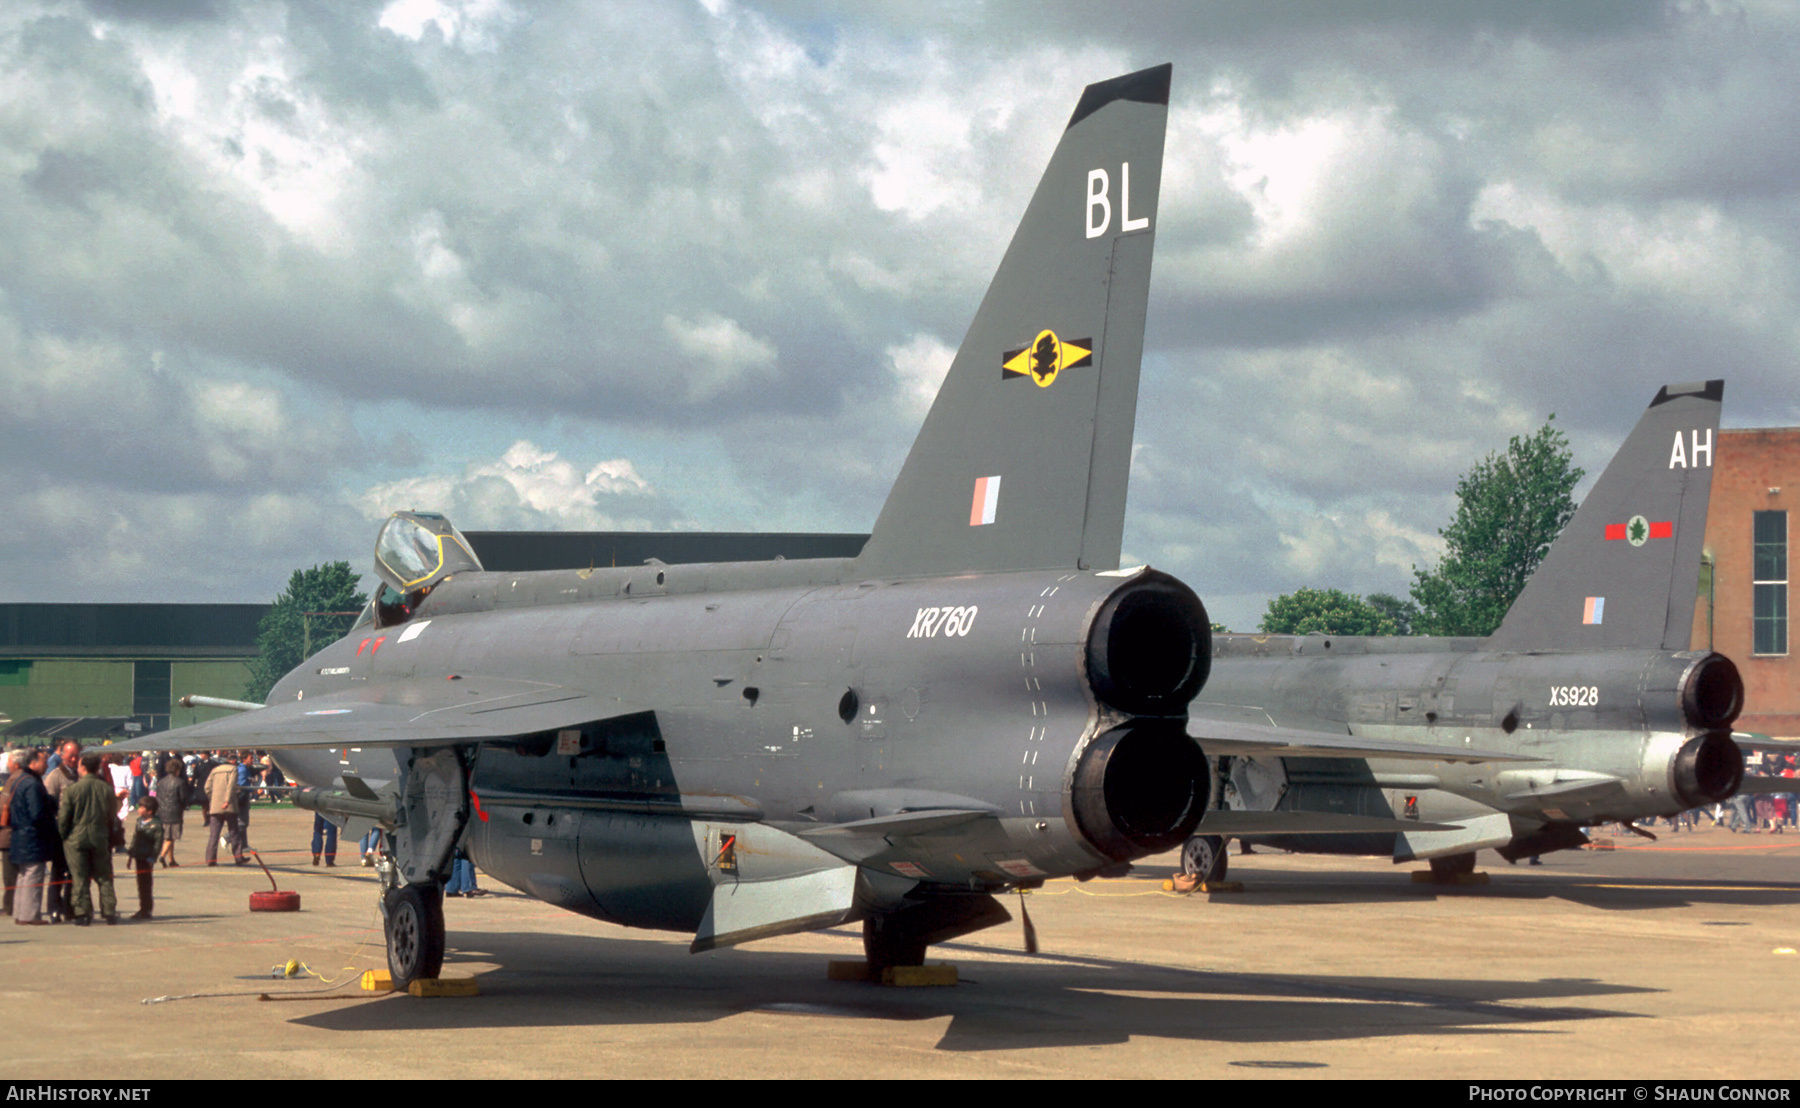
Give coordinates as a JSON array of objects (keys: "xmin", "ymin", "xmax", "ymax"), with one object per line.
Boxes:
[
  {"xmin": 407, "ymin": 977, "xmax": 480, "ymax": 998},
  {"xmin": 828, "ymin": 960, "xmax": 879, "ymax": 982},
  {"xmin": 1163, "ymin": 874, "xmax": 1240, "ymax": 894},
  {"xmin": 360, "ymin": 970, "xmax": 395, "ymax": 992}
]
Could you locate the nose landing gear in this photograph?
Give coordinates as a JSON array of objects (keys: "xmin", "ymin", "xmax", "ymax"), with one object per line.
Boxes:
[{"xmin": 383, "ymin": 883, "xmax": 447, "ymax": 986}]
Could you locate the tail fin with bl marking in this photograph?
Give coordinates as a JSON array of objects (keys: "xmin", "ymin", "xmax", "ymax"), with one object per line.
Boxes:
[{"xmin": 854, "ymin": 64, "xmax": 1171, "ymax": 580}]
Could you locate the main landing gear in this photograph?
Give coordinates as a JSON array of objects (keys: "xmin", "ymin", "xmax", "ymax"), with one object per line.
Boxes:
[
  {"xmin": 862, "ymin": 915, "xmax": 928, "ymax": 968},
  {"xmin": 1178, "ymin": 834, "xmax": 1228, "ymax": 884},
  {"xmin": 1415, "ymin": 850, "xmax": 1488, "ymax": 886},
  {"xmin": 1428, "ymin": 851, "xmax": 1476, "ymax": 879},
  {"xmin": 859, "ymin": 893, "xmax": 1012, "ymax": 969}
]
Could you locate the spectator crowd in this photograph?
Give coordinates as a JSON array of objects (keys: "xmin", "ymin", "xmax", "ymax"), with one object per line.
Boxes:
[{"xmin": 3, "ymin": 741, "xmax": 290, "ymax": 926}]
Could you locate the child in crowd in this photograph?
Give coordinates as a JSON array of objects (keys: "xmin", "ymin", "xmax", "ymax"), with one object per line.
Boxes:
[{"xmin": 127, "ymin": 795, "xmax": 164, "ymax": 920}]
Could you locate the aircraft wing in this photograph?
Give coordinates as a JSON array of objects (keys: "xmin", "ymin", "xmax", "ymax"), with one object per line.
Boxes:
[
  {"xmin": 103, "ymin": 677, "xmax": 637, "ymax": 753},
  {"xmin": 1737, "ymin": 774, "xmax": 1798, "ymax": 796},
  {"xmin": 1734, "ymin": 732, "xmax": 1800, "ymax": 755},
  {"xmin": 1186, "ymin": 710, "xmax": 1537, "ymax": 764}
]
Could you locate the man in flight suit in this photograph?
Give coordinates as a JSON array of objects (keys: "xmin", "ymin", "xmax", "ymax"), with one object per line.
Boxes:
[{"xmin": 57, "ymin": 753, "xmax": 118, "ymax": 925}]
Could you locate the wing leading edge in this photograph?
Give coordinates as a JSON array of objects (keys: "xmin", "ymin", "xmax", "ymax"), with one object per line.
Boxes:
[{"xmin": 104, "ymin": 677, "xmax": 638, "ymax": 753}]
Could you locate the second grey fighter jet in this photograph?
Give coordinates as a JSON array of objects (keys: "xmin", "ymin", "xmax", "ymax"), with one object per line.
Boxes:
[{"xmin": 1180, "ymin": 381, "xmax": 1749, "ymax": 880}]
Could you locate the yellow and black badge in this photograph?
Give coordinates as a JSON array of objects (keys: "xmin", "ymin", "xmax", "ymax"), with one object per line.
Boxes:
[{"xmin": 1003, "ymin": 329, "xmax": 1093, "ymax": 388}]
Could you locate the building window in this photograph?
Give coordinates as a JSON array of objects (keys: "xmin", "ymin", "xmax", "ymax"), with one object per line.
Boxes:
[{"xmin": 1753, "ymin": 510, "xmax": 1787, "ymax": 656}]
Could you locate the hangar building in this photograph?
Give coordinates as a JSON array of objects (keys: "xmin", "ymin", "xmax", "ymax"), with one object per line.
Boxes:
[{"xmin": 0, "ymin": 531, "xmax": 868, "ymax": 741}]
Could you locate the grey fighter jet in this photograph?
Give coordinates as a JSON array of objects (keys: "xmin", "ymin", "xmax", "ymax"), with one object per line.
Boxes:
[
  {"xmin": 112, "ymin": 67, "xmax": 1562, "ymax": 978},
  {"xmin": 109, "ymin": 66, "xmax": 1536, "ymax": 984},
  {"xmin": 112, "ymin": 65, "xmax": 1208, "ymax": 982},
  {"xmin": 1180, "ymin": 381, "xmax": 1751, "ymax": 882}
]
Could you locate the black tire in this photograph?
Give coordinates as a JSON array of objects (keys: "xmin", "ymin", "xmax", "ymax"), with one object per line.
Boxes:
[
  {"xmin": 1179, "ymin": 835, "xmax": 1227, "ymax": 882},
  {"xmin": 1428, "ymin": 852, "xmax": 1477, "ymax": 879},
  {"xmin": 862, "ymin": 915, "xmax": 927, "ymax": 968},
  {"xmin": 385, "ymin": 884, "xmax": 445, "ymax": 986}
]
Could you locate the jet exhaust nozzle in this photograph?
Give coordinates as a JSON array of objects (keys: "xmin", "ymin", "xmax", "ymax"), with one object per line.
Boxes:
[
  {"xmin": 1071, "ymin": 721, "xmax": 1208, "ymax": 860},
  {"xmin": 1672, "ymin": 731, "xmax": 1743, "ymax": 807},
  {"xmin": 1085, "ymin": 571, "xmax": 1211, "ymax": 716},
  {"xmin": 1680, "ymin": 652, "xmax": 1744, "ymax": 730}
]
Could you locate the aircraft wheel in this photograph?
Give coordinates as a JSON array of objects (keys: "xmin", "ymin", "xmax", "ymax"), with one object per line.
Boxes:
[
  {"xmin": 385, "ymin": 884, "xmax": 445, "ymax": 987},
  {"xmin": 1179, "ymin": 834, "xmax": 1227, "ymax": 882},
  {"xmin": 862, "ymin": 915, "xmax": 927, "ymax": 968},
  {"xmin": 1428, "ymin": 852, "xmax": 1477, "ymax": 879}
]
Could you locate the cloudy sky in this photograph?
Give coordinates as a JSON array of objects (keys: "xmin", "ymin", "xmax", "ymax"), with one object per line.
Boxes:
[{"xmin": 3, "ymin": 0, "xmax": 1797, "ymax": 632}]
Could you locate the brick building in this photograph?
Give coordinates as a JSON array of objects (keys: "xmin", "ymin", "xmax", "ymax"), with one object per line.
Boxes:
[{"xmin": 1691, "ymin": 428, "xmax": 1799, "ymax": 738}]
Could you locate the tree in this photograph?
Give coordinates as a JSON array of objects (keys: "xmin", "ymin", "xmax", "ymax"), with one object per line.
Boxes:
[
  {"xmin": 1259, "ymin": 588, "xmax": 1402, "ymax": 636},
  {"xmin": 1409, "ymin": 418, "xmax": 1583, "ymax": 637},
  {"xmin": 245, "ymin": 563, "xmax": 370, "ymax": 704},
  {"xmin": 1365, "ymin": 592, "xmax": 1420, "ymax": 636}
]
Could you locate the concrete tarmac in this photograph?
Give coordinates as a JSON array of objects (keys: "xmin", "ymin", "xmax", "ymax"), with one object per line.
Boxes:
[{"xmin": 4, "ymin": 805, "xmax": 1798, "ymax": 1079}]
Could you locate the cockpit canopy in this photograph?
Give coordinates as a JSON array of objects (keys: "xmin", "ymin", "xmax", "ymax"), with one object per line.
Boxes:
[
  {"xmin": 375, "ymin": 511, "xmax": 483, "ymax": 593},
  {"xmin": 370, "ymin": 511, "xmax": 483, "ymax": 628}
]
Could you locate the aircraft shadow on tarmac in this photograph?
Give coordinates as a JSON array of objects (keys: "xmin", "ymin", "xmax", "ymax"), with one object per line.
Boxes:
[
  {"xmin": 287, "ymin": 930, "xmax": 1652, "ymax": 1052},
  {"xmin": 1133, "ymin": 863, "xmax": 1800, "ymax": 913}
]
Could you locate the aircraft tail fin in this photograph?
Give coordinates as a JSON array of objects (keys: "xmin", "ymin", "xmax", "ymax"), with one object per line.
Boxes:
[
  {"xmin": 854, "ymin": 64, "xmax": 1171, "ymax": 580},
  {"xmin": 1487, "ymin": 381, "xmax": 1723, "ymax": 651}
]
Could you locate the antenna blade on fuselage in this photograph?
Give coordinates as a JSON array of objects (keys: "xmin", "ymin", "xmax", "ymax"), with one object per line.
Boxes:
[{"xmin": 101, "ymin": 678, "xmax": 638, "ymax": 753}]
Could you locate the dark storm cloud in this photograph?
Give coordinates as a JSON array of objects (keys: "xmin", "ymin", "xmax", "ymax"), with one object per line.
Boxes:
[
  {"xmin": 6, "ymin": 4, "xmax": 911, "ymax": 433},
  {"xmin": 2, "ymin": 0, "xmax": 1797, "ymax": 623}
]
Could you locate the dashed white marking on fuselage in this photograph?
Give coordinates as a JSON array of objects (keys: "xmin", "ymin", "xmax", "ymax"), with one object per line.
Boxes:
[{"xmin": 1019, "ymin": 583, "xmax": 1057, "ymax": 821}]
